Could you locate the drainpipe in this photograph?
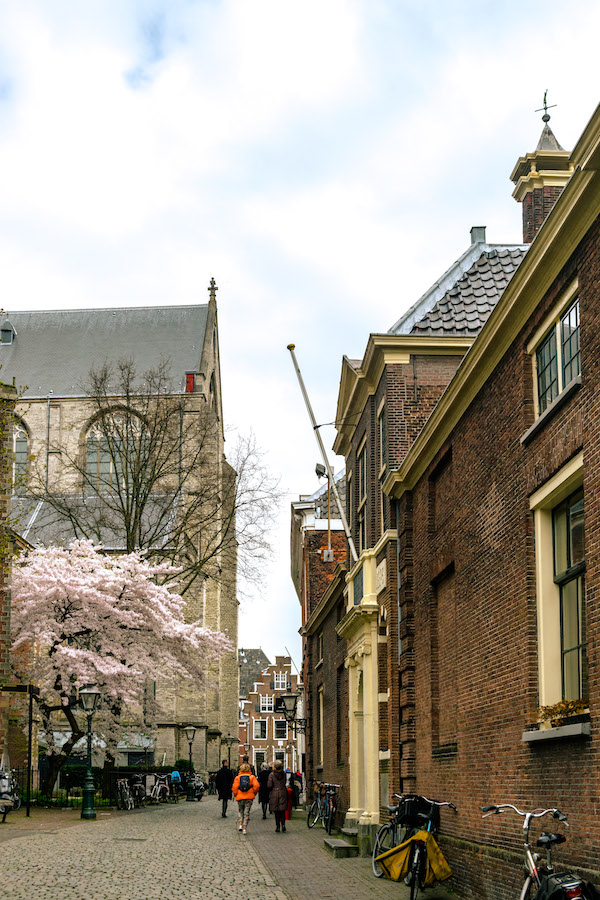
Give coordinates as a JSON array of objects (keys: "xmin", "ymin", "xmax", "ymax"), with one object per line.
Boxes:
[{"xmin": 45, "ymin": 391, "xmax": 53, "ymax": 491}]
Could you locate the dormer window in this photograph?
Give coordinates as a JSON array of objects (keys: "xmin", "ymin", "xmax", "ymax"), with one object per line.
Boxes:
[{"xmin": 0, "ymin": 320, "xmax": 16, "ymax": 345}]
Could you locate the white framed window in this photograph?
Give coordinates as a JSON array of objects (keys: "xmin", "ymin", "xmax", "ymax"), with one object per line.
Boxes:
[
  {"xmin": 378, "ymin": 401, "xmax": 386, "ymax": 473},
  {"xmin": 529, "ymin": 286, "xmax": 581, "ymax": 417},
  {"xmin": 274, "ymin": 750, "xmax": 285, "ymax": 764},
  {"xmin": 253, "ymin": 719, "xmax": 267, "ymax": 740},
  {"xmin": 317, "ymin": 632, "xmax": 324, "ymax": 663},
  {"xmin": 318, "ymin": 686, "xmax": 324, "ymax": 766},
  {"xmin": 274, "ymin": 672, "xmax": 287, "ymax": 690},
  {"xmin": 260, "ymin": 694, "xmax": 274, "ymax": 712},
  {"xmin": 530, "ymin": 452, "xmax": 587, "ymax": 707},
  {"xmin": 274, "ymin": 720, "xmax": 287, "ymax": 739}
]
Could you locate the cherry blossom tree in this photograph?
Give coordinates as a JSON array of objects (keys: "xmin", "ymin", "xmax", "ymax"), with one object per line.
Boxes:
[{"xmin": 11, "ymin": 540, "xmax": 231, "ymax": 795}]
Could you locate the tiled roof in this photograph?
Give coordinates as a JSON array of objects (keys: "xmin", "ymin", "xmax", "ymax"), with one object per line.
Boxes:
[
  {"xmin": 410, "ymin": 247, "xmax": 527, "ymax": 336},
  {"xmin": 0, "ymin": 305, "xmax": 209, "ymax": 398}
]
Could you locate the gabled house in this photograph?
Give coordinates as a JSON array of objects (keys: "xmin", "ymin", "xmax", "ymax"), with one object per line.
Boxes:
[
  {"xmin": 238, "ymin": 655, "xmax": 299, "ymax": 772},
  {"xmin": 331, "ymin": 112, "xmax": 575, "ymax": 852}
]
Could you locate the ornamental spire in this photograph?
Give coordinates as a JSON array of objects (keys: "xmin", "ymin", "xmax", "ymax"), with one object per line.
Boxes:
[{"xmin": 208, "ymin": 278, "xmax": 218, "ymax": 302}]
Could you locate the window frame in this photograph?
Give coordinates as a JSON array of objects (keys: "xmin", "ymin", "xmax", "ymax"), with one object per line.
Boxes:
[
  {"xmin": 529, "ymin": 283, "xmax": 580, "ymax": 418},
  {"xmin": 274, "ymin": 719, "xmax": 287, "ymax": 740},
  {"xmin": 530, "ymin": 452, "xmax": 586, "ymax": 708},
  {"xmin": 253, "ymin": 718, "xmax": 267, "ymax": 740},
  {"xmin": 273, "ymin": 672, "xmax": 287, "ymax": 691},
  {"xmin": 259, "ymin": 694, "xmax": 274, "ymax": 713},
  {"xmin": 13, "ymin": 425, "xmax": 29, "ymax": 491}
]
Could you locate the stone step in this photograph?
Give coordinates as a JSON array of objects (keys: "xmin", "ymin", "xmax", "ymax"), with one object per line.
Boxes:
[
  {"xmin": 323, "ymin": 838, "xmax": 360, "ymax": 859},
  {"xmin": 340, "ymin": 827, "xmax": 359, "ymax": 846}
]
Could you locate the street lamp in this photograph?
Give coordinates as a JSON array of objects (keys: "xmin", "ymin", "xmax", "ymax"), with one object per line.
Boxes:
[
  {"xmin": 276, "ymin": 692, "xmax": 307, "ymax": 734},
  {"xmin": 223, "ymin": 732, "xmax": 235, "ymax": 768},
  {"xmin": 183, "ymin": 725, "xmax": 196, "ymax": 801},
  {"xmin": 79, "ymin": 685, "xmax": 100, "ymax": 820}
]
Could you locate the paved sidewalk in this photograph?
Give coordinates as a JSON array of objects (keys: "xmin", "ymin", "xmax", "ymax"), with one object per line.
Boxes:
[
  {"xmin": 245, "ymin": 801, "xmax": 461, "ymax": 900},
  {"xmin": 0, "ymin": 797, "xmax": 461, "ymax": 899}
]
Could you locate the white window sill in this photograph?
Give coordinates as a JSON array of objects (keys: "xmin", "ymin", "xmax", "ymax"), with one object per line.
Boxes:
[{"xmin": 522, "ymin": 721, "xmax": 591, "ymax": 743}]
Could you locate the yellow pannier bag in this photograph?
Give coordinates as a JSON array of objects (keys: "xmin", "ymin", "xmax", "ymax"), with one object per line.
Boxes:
[{"xmin": 376, "ymin": 830, "xmax": 452, "ymax": 885}]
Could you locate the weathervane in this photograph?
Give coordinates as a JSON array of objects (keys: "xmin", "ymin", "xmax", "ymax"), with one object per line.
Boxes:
[{"xmin": 535, "ymin": 90, "xmax": 557, "ymax": 124}]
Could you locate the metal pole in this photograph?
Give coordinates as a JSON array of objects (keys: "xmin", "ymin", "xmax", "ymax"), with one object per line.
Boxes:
[
  {"xmin": 26, "ymin": 685, "xmax": 33, "ymax": 817},
  {"xmin": 81, "ymin": 713, "xmax": 96, "ymax": 820},
  {"xmin": 287, "ymin": 344, "xmax": 358, "ymax": 563},
  {"xmin": 186, "ymin": 741, "xmax": 194, "ymax": 801}
]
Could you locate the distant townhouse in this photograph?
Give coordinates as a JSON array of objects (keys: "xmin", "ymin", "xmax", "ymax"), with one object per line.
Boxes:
[{"xmin": 238, "ymin": 656, "xmax": 299, "ymax": 772}]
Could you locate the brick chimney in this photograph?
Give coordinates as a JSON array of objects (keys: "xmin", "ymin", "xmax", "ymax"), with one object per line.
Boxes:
[{"xmin": 510, "ymin": 120, "xmax": 572, "ymax": 243}]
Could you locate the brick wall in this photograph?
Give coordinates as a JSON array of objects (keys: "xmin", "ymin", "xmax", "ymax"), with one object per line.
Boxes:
[
  {"xmin": 521, "ymin": 185, "xmax": 564, "ymax": 243},
  {"xmin": 397, "ymin": 216, "xmax": 600, "ymax": 898}
]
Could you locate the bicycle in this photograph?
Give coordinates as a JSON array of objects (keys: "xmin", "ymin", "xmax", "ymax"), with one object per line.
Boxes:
[
  {"xmin": 373, "ymin": 793, "xmax": 456, "ymax": 899},
  {"xmin": 130, "ymin": 774, "xmax": 147, "ymax": 808},
  {"xmin": 148, "ymin": 773, "xmax": 170, "ymax": 803},
  {"xmin": 482, "ymin": 803, "xmax": 594, "ymax": 899},
  {"xmin": 307, "ymin": 782, "xmax": 340, "ymax": 834},
  {"xmin": 115, "ymin": 778, "xmax": 134, "ymax": 810},
  {"xmin": 372, "ymin": 793, "xmax": 406, "ymax": 876}
]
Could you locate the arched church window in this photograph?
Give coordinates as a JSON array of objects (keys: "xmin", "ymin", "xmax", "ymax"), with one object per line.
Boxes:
[{"xmin": 13, "ymin": 425, "xmax": 28, "ymax": 492}]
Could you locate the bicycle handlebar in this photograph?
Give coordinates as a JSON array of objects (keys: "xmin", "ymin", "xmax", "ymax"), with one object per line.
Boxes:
[{"xmin": 481, "ymin": 803, "xmax": 568, "ymax": 823}]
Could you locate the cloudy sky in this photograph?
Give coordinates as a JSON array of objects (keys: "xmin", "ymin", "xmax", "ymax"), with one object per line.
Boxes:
[{"xmin": 1, "ymin": 1, "xmax": 599, "ymax": 666}]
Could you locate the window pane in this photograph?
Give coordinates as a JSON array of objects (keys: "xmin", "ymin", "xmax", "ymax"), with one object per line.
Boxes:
[
  {"xmin": 537, "ymin": 330, "xmax": 558, "ymax": 413},
  {"xmin": 561, "ymin": 301, "xmax": 581, "ymax": 387},
  {"xmin": 561, "ymin": 575, "xmax": 586, "ymax": 701},
  {"xmin": 569, "ymin": 492, "xmax": 585, "ymax": 567},
  {"xmin": 553, "ymin": 500, "xmax": 568, "ymax": 577}
]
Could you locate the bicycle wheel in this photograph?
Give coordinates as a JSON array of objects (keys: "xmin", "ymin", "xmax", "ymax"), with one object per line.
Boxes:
[
  {"xmin": 116, "ymin": 786, "xmax": 124, "ymax": 810},
  {"xmin": 326, "ymin": 800, "xmax": 336, "ymax": 834},
  {"xmin": 519, "ymin": 875, "xmax": 542, "ymax": 900},
  {"xmin": 372, "ymin": 824, "xmax": 395, "ymax": 877},
  {"xmin": 307, "ymin": 799, "xmax": 320, "ymax": 828},
  {"xmin": 12, "ymin": 790, "xmax": 21, "ymax": 812},
  {"xmin": 408, "ymin": 842, "xmax": 425, "ymax": 900}
]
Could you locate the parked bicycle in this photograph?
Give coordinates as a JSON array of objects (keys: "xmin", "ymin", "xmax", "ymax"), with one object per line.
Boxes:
[
  {"xmin": 372, "ymin": 793, "xmax": 406, "ymax": 877},
  {"xmin": 307, "ymin": 782, "xmax": 340, "ymax": 834},
  {"xmin": 147, "ymin": 773, "xmax": 171, "ymax": 803},
  {"xmin": 130, "ymin": 774, "xmax": 147, "ymax": 808},
  {"xmin": 0, "ymin": 770, "xmax": 20, "ymax": 823},
  {"xmin": 372, "ymin": 793, "xmax": 456, "ymax": 899},
  {"xmin": 482, "ymin": 803, "xmax": 600, "ymax": 899},
  {"xmin": 115, "ymin": 777, "xmax": 134, "ymax": 811}
]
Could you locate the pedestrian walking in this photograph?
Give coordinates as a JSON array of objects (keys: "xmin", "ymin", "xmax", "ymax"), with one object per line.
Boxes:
[
  {"xmin": 267, "ymin": 759, "xmax": 288, "ymax": 833},
  {"xmin": 258, "ymin": 762, "xmax": 271, "ymax": 819},
  {"xmin": 232, "ymin": 763, "xmax": 259, "ymax": 835},
  {"xmin": 236, "ymin": 754, "xmax": 256, "ymax": 776},
  {"xmin": 215, "ymin": 760, "xmax": 234, "ymax": 818}
]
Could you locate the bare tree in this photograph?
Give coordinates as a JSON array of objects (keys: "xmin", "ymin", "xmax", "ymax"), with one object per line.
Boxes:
[{"xmin": 22, "ymin": 360, "xmax": 280, "ymax": 595}]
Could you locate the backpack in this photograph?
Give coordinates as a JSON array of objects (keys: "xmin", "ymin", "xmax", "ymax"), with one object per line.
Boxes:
[{"xmin": 239, "ymin": 774, "xmax": 251, "ymax": 792}]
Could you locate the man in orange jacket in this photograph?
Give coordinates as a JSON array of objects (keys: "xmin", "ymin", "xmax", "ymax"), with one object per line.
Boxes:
[{"xmin": 232, "ymin": 763, "xmax": 260, "ymax": 835}]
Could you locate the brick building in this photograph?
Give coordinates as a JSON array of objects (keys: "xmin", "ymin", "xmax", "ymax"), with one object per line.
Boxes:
[
  {"xmin": 238, "ymin": 656, "xmax": 299, "ymax": 773},
  {"xmin": 291, "ymin": 476, "xmax": 349, "ymax": 825},
  {"xmin": 328, "ymin": 103, "xmax": 600, "ymax": 897}
]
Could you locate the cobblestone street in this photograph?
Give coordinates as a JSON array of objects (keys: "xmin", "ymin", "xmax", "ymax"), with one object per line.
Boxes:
[{"xmin": 0, "ymin": 797, "xmax": 460, "ymax": 899}]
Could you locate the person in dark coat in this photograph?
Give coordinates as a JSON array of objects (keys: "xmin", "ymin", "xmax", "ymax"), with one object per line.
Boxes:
[
  {"xmin": 267, "ymin": 759, "xmax": 288, "ymax": 832},
  {"xmin": 258, "ymin": 762, "xmax": 271, "ymax": 819},
  {"xmin": 215, "ymin": 760, "xmax": 234, "ymax": 817}
]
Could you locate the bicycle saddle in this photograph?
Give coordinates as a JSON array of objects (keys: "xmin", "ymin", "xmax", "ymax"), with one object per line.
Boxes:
[
  {"xmin": 387, "ymin": 804, "xmax": 400, "ymax": 813},
  {"xmin": 536, "ymin": 832, "xmax": 567, "ymax": 847}
]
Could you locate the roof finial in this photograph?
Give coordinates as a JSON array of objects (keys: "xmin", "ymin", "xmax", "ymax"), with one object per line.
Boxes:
[
  {"xmin": 208, "ymin": 277, "xmax": 218, "ymax": 302},
  {"xmin": 535, "ymin": 90, "xmax": 557, "ymax": 124}
]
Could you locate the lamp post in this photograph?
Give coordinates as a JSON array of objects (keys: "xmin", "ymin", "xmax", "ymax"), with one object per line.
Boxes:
[
  {"xmin": 277, "ymin": 692, "xmax": 307, "ymax": 736},
  {"xmin": 183, "ymin": 725, "xmax": 196, "ymax": 801},
  {"xmin": 79, "ymin": 685, "xmax": 100, "ymax": 821},
  {"xmin": 223, "ymin": 732, "xmax": 235, "ymax": 768}
]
